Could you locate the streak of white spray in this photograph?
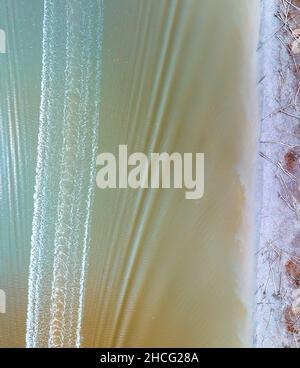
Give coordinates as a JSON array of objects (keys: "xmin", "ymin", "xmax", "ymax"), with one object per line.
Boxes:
[{"xmin": 26, "ymin": 0, "xmax": 103, "ymax": 348}]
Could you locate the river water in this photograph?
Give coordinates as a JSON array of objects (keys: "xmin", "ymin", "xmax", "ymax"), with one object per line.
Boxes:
[{"xmin": 0, "ymin": 0, "xmax": 260, "ymax": 347}]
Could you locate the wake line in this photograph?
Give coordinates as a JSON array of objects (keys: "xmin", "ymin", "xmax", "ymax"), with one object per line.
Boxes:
[{"xmin": 26, "ymin": 0, "xmax": 103, "ymax": 348}]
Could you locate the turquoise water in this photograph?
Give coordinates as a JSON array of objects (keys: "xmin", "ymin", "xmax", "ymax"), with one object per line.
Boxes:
[{"xmin": 0, "ymin": 0, "xmax": 43, "ymax": 347}]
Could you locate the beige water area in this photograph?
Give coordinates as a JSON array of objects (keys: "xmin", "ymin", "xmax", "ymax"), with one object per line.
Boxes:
[{"xmin": 82, "ymin": 0, "xmax": 260, "ymax": 348}]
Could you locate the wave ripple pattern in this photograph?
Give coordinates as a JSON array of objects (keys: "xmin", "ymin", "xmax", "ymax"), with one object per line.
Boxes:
[{"xmin": 26, "ymin": 0, "xmax": 103, "ymax": 348}]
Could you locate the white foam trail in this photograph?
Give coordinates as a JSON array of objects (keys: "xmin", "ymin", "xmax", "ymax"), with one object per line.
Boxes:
[{"xmin": 26, "ymin": 0, "xmax": 103, "ymax": 348}]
